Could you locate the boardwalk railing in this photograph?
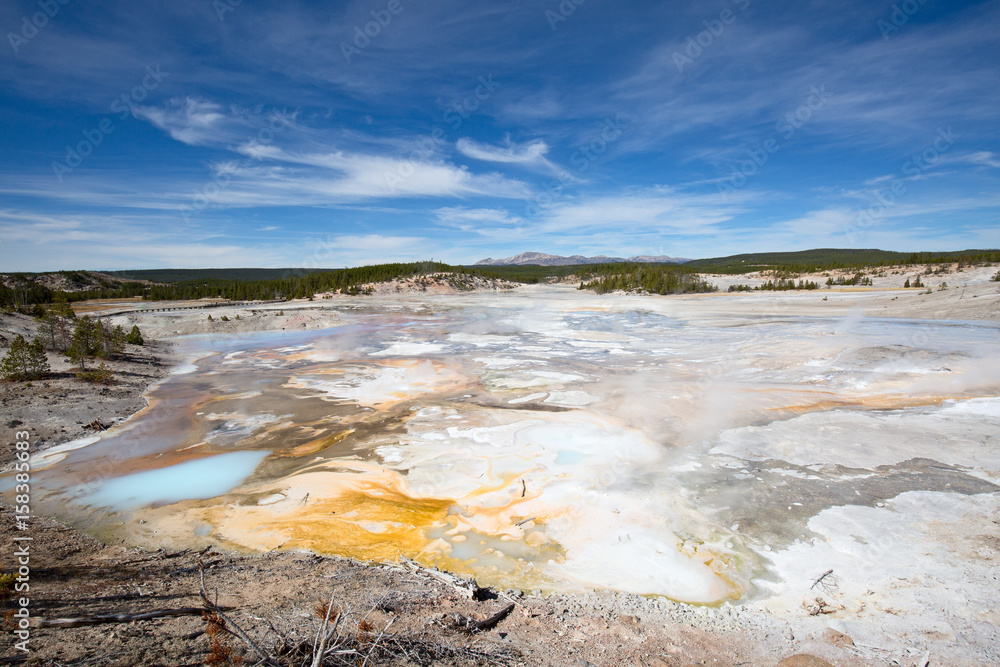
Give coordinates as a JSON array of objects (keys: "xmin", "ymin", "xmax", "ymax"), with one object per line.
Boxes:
[{"xmin": 97, "ymin": 299, "xmax": 287, "ymax": 317}]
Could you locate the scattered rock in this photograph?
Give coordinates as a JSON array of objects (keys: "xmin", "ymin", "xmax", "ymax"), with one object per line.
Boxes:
[
  {"xmin": 821, "ymin": 628, "xmax": 854, "ymax": 647},
  {"xmin": 802, "ymin": 597, "xmax": 838, "ymax": 616}
]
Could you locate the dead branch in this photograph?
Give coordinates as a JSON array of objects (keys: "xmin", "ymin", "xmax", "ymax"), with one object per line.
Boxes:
[
  {"xmin": 169, "ymin": 558, "xmax": 223, "ymax": 576},
  {"xmin": 455, "ymin": 603, "xmax": 515, "ymax": 634},
  {"xmin": 810, "ymin": 569, "xmax": 834, "ymax": 589},
  {"xmin": 360, "ymin": 617, "xmax": 396, "ymax": 667},
  {"xmin": 33, "ymin": 606, "xmax": 230, "ymax": 628},
  {"xmin": 159, "ymin": 547, "xmax": 191, "ymax": 559},
  {"xmin": 310, "ymin": 589, "xmax": 340, "ymax": 667},
  {"xmin": 199, "ymin": 562, "xmax": 278, "ymax": 667},
  {"xmin": 400, "ymin": 556, "xmax": 480, "ymax": 599}
]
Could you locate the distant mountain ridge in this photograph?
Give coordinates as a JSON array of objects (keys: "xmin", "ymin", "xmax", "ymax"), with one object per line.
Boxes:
[{"xmin": 474, "ymin": 252, "xmax": 690, "ymax": 266}]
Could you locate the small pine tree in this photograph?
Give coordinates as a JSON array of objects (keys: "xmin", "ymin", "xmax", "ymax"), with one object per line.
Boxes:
[
  {"xmin": 1, "ymin": 335, "xmax": 49, "ymax": 381},
  {"xmin": 67, "ymin": 317, "xmax": 101, "ymax": 371},
  {"xmin": 126, "ymin": 325, "xmax": 144, "ymax": 346},
  {"xmin": 99, "ymin": 324, "xmax": 126, "ymax": 358},
  {"xmin": 0, "ymin": 335, "xmax": 29, "ymax": 380},
  {"xmin": 26, "ymin": 338, "xmax": 50, "ymax": 379},
  {"xmin": 904, "ymin": 278, "xmax": 910, "ymax": 288},
  {"xmin": 77, "ymin": 362, "xmax": 114, "ymax": 384}
]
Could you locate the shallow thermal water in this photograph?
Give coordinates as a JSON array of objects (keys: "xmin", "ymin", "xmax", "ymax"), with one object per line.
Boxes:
[{"xmin": 13, "ymin": 287, "xmax": 1000, "ymax": 611}]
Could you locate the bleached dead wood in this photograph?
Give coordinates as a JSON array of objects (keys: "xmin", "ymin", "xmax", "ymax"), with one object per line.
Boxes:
[
  {"xmin": 400, "ymin": 556, "xmax": 478, "ymax": 599},
  {"xmin": 34, "ymin": 606, "xmax": 230, "ymax": 628},
  {"xmin": 810, "ymin": 569, "xmax": 834, "ymax": 589}
]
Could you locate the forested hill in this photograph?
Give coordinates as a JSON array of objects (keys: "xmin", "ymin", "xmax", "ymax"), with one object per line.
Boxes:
[
  {"xmin": 105, "ymin": 268, "xmax": 339, "ymax": 283},
  {"xmin": 4, "ymin": 249, "xmax": 998, "ymax": 310},
  {"xmin": 141, "ymin": 263, "xmax": 488, "ymax": 300},
  {"xmin": 685, "ymin": 248, "xmax": 1000, "ymax": 274},
  {"xmin": 576, "ymin": 263, "xmax": 715, "ymax": 295},
  {"xmin": 1, "ymin": 263, "xmax": 515, "ymax": 309}
]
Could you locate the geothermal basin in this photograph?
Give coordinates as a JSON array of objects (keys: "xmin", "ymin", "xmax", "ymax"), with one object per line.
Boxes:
[{"xmin": 14, "ymin": 286, "xmax": 1000, "ymax": 656}]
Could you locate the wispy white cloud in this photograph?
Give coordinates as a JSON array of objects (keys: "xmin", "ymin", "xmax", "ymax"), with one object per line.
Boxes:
[
  {"xmin": 220, "ymin": 148, "xmax": 532, "ymax": 202},
  {"xmin": 134, "ymin": 98, "xmax": 227, "ymax": 146},
  {"xmin": 433, "ymin": 206, "xmax": 525, "ymax": 238},
  {"xmin": 456, "ymin": 137, "xmax": 550, "ymax": 166},
  {"xmin": 941, "ymin": 151, "xmax": 1000, "ymax": 169},
  {"xmin": 533, "ymin": 187, "xmax": 743, "ymax": 236}
]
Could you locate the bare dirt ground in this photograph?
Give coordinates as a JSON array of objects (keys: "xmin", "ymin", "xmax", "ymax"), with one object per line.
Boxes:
[{"xmin": 0, "ymin": 509, "xmax": 857, "ymax": 667}]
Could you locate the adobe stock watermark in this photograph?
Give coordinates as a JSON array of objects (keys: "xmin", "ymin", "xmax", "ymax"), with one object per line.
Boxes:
[
  {"xmin": 341, "ymin": 0, "xmax": 410, "ymax": 63},
  {"xmin": 10, "ymin": 429, "xmax": 32, "ymax": 653},
  {"xmin": 717, "ymin": 85, "xmax": 831, "ymax": 202},
  {"xmin": 51, "ymin": 66, "xmax": 169, "ymax": 182},
  {"xmin": 383, "ymin": 74, "xmax": 499, "ymax": 191},
  {"xmin": 179, "ymin": 110, "xmax": 295, "ymax": 223},
  {"xmin": 878, "ymin": 0, "xmax": 928, "ymax": 40},
  {"xmin": 844, "ymin": 127, "xmax": 958, "ymax": 243},
  {"xmin": 673, "ymin": 0, "xmax": 751, "ymax": 72},
  {"xmin": 7, "ymin": 0, "xmax": 71, "ymax": 54},
  {"xmin": 443, "ymin": 75, "xmax": 499, "ymax": 130},
  {"xmin": 545, "ymin": 0, "xmax": 588, "ymax": 31},
  {"xmin": 524, "ymin": 114, "xmax": 630, "ymax": 219}
]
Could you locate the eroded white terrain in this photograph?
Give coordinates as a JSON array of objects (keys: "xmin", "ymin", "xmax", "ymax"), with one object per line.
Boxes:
[{"xmin": 18, "ymin": 286, "xmax": 1000, "ymax": 663}]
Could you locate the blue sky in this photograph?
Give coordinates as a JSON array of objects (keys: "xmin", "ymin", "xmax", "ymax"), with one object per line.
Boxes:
[{"xmin": 1, "ymin": 0, "xmax": 998, "ymax": 270}]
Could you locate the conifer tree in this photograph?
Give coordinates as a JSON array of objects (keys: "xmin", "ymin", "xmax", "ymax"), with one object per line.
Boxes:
[
  {"xmin": 0, "ymin": 335, "xmax": 29, "ymax": 380},
  {"xmin": 67, "ymin": 317, "xmax": 100, "ymax": 370},
  {"xmin": 99, "ymin": 323, "xmax": 126, "ymax": 358},
  {"xmin": 126, "ymin": 325, "xmax": 144, "ymax": 345},
  {"xmin": 26, "ymin": 338, "xmax": 50, "ymax": 379},
  {"xmin": 1, "ymin": 335, "xmax": 49, "ymax": 380}
]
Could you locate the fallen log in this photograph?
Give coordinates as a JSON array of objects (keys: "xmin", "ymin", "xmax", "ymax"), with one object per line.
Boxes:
[
  {"xmin": 33, "ymin": 606, "xmax": 231, "ymax": 628},
  {"xmin": 459, "ymin": 603, "xmax": 515, "ymax": 634},
  {"xmin": 400, "ymin": 556, "xmax": 478, "ymax": 599}
]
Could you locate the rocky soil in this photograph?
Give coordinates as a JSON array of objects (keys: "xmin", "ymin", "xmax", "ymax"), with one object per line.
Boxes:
[
  {"xmin": 0, "ymin": 509, "xmax": 863, "ymax": 666},
  {"xmin": 0, "ymin": 312, "xmax": 176, "ymax": 470}
]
